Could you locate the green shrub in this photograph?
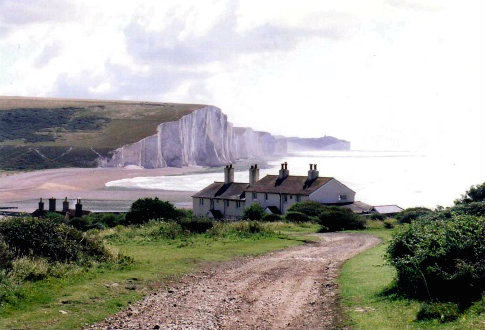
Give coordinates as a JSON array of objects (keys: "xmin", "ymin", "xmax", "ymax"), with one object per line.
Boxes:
[
  {"xmin": 207, "ymin": 221, "xmax": 274, "ymax": 238},
  {"xmin": 416, "ymin": 302, "xmax": 460, "ymax": 323},
  {"xmin": 395, "ymin": 207, "xmax": 432, "ymax": 224},
  {"xmin": 285, "ymin": 211, "xmax": 311, "ymax": 223},
  {"xmin": 383, "ymin": 219, "xmax": 395, "ymax": 229},
  {"xmin": 262, "ymin": 213, "xmax": 282, "ymax": 222},
  {"xmin": 125, "ymin": 198, "xmax": 183, "ymax": 225},
  {"xmin": 8, "ymin": 257, "xmax": 49, "ymax": 282},
  {"xmin": 0, "ymin": 217, "xmax": 112, "ymax": 264},
  {"xmin": 243, "ymin": 203, "xmax": 265, "ymax": 220},
  {"xmin": 450, "ymin": 201, "xmax": 485, "ymax": 217},
  {"xmin": 0, "ymin": 235, "xmax": 13, "ymax": 269},
  {"xmin": 386, "ymin": 214, "xmax": 485, "ymax": 303},
  {"xmin": 455, "ymin": 182, "xmax": 485, "ymax": 204},
  {"xmin": 286, "ymin": 201, "xmax": 327, "ymax": 217},
  {"xmin": 318, "ymin": 206, "xmax": 366, "ymax": 231},
  {"xmin": 68, "ymin": 217, "xmax": 91, "ymax": 231},
  {"xmin": 178, "ymin": 218, "xmax": 214, "ymax": 233},
  {"xmin": 370, "ymin": 213, "xmax": 385, "ymax": 221},
  {"xmin": 155, "ymin": 222, "xmax": 184, "ymax": 239},
  {"xmin": 45, "ymin": 212, "xmax": 66, "ymax": 223}
]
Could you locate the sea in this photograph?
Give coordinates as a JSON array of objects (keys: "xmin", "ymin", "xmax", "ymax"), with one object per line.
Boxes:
[{"xmin": 106, "ymin": 150, "xmax": 485, "ymax": 209}]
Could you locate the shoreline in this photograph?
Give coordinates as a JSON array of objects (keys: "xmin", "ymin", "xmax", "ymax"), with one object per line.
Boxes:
[{"xmin": 0, "ymin": 167, "xmax": 203, "ymax": 212}]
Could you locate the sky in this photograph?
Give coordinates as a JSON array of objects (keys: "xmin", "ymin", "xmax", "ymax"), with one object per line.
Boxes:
[{"xmin": 0, "ymin": 0, "xmax": 483, "ymax": 153}]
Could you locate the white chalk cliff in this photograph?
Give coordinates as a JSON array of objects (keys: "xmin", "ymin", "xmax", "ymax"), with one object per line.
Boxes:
[{"xmin": 99, "ymin": 106, "xmax": 287, "ymax": 168}]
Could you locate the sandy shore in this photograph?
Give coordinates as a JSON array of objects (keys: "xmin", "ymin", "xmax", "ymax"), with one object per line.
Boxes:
[{"xmin": 0, "ymin": 167, "xmax": 202, "ymax": 212}]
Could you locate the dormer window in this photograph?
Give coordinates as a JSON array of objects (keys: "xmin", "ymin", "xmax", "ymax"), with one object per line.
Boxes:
[{"xmin": 339, "ymin": 194, "xmax": 347, "ymax": 201}]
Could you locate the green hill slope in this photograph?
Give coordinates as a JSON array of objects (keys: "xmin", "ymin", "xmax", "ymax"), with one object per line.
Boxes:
[{"xmin": 0, "ymin": 96, "xmax": 204, "ymax": 170}]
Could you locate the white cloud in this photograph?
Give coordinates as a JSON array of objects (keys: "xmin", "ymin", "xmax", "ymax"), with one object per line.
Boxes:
[{"xmin": 0, "ymin": 0, "xmax": 482, "ymax": 153}]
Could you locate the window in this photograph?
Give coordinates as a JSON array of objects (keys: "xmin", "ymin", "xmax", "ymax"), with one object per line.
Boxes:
[
  {"xmin": 265, "ymin": 193, "xmax": 268, "ymax": 200},
  {"xmin": 216, "ymin": 199, "xmax": 219, "ymax": 203},
  {"xmin": 236, "ymin": 201, "xmax": 241, "ymax": 208},
  {"xmin": 290, "ymin": 195, "xmax": 293, "ymax": 199},
  {"xmin": 339, "ymin": 194, "xmax": 347, "ymax": 201},
  {"xmin": 296, "ymin": 195, "xmax": 301, "ymax": 202},
  {"xmin": 226, "ymin": 200, "xmax": 230, "ymax": 207},
  {"xmin": 253, "ymin": 192, "xmax": 257, "ymax": 199},
  {"xmin": 199, "ymin": 198, "xmax": 204, "ymax": 206},
  {"xmin": 284, "ymin": 195, "xmax": 288, "ymax": 202}
]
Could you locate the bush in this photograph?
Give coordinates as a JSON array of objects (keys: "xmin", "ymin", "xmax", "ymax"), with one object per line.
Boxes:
[
  {"xmin": 207, "ymin": 221, "xmax": 274, "ymax": 238},
  {"xmin": 156, "ymin": 222, "xmax": 184, "ymax": 239},
  {"xmin": 318, "ymin": 206, "xmax": 366, "ymax": 231},
  {"xmin": 383, "ymin": 219, "xmax": 395, "ymax": 229},
  {"xmin": 455, "ymin": 182, "xmax": 485, "ymax": 204},
  {"xmin": 243, "ymin": 203, "xmax": 265, "ymax": 220},
  {"xmin": 0, "ymin": 217, "xmax": 112, "ymax": 265},
  {"xmin": 395, "ymin": 207, "xmax": 432, "ymax": 224},
  {"xmin": 125, "ymin": 198, "xmax": 183, "ymax": 225},
  {"xmin": 386, "ymin": 214, "xmax": 485, "ymax": 304},
  {"xmin": 262, "ymin": 213, "xmax": 282, "ymax": 222},
  {"xmin": 416, "ymin": 302, "xmax": 460, "ymax": 323},
  {"xmin": 285, "ymin": 211, "xmax": 311, "ymax": 223},
  {"xmin": 370, "ymin": 213, "xmax": 385, "ymax": 221},
  {"xmin": 0, "ymin": 235, "xmax": 13, "ymax": 269},
  {"xmin": 178, "ymin": 218, "xmax": 214, "ymax": 233},
  {"xmin": 287, "ymin": 201, "xmax": 328, "ymax": 217},
  {"xmin": 450, "ymin": 201, "xmax": 485, "ymax": 217},
  {"xmin": 8, "ymin": 257, "xmax": 50, "ymax": 282},
  {"xmin": 68, "ymin": 217, "xmax": 91, "ymax": 231}
]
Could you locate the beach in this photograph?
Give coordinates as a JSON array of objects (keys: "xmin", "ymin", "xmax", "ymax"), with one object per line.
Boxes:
[{"xmin": 0, "ymin": 167, "xmax": 201, "ymax": 212}]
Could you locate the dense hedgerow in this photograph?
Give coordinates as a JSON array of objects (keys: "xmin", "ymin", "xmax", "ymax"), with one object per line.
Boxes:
[
  {"xmin": 386, "ymin": 214, "xmax": 485, "ymax": 304},
  {"xmin": 286, "ymin": 201, "xmax": 327, "ymax": 218},
  {"xmin": 262, "ymin": 213, "xmax": 282, "ymax": 222},
  {"xmin": 395, "ymin": 207, "xmax": 432, "ymax": 224},
  {"xmin": 285, "ymin": 211, "xmax": 311, "ymax": 223},
  {"xmin": 0, "ymin": 217, "xmax": 112, "ymax": 265},
  {"xmin": 318, "ymin": 206, "xmax": 366, "ymax": 231},
  {"xmin": 450, "ymin": 201, "xmax": 485, "ymax": 217}
]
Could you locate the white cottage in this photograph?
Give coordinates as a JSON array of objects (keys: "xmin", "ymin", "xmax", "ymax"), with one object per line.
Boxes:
[{"xmin": 192, "ymin": 162, "xmax": 356, "ymax": 219}]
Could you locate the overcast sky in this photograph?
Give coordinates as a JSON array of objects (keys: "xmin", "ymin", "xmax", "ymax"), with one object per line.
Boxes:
[{"xmin": 0, "ymin": 0, "xmax": 483, "ymax": 152}]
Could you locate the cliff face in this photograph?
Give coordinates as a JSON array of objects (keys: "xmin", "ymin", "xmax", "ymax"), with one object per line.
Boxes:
[
  {"xmin": 100, "ymin": 106, "xmax": 350, "ymax": 169},
  {"xmin": 100, "ymin": 106, "xmax": 286, "ymax": 168}
]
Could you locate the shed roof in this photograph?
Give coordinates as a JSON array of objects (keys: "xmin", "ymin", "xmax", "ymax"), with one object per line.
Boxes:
[
  {"xmin": 339, "ymin": 201, "xmax": 373, "ymax": 214},
  {"xmin": 192, "ymin": 182, "xmax": 248, "ymax": 201},
  {"xmin": 245, "ymin": 175, "xmax": 334, "ymax": 195},
  {"xmin": 372, "ymin": 205, "xmax": 403, "ymax": 214}
]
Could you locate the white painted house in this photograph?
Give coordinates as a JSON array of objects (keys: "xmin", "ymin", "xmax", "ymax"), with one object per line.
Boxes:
[{"xmin": 192, "ymin": 162, "xmax": 356, "ymax": 219}]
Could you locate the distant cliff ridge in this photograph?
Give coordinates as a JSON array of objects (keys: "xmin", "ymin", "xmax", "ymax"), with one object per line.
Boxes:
[
  {"xmin": 100, "ymin": 106, "xmax": 349, "ymax": 169},
  {"xmin": 286, "ymin": 136, "xmax": 350, "ymax": 152}
]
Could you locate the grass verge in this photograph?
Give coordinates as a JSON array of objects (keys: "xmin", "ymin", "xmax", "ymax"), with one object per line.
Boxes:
[
  {"xmin": 339, "ymin": 225, "xmax": 485, "ymax": 330},
  {"xmin": 0, "ymin": 221, "xmax": 317, "ymax": 329}
]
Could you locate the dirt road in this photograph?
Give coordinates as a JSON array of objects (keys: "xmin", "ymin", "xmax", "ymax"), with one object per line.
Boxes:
[{"xmin": 91, "ymin": 233, "xmax": 380, "ymax": 330}]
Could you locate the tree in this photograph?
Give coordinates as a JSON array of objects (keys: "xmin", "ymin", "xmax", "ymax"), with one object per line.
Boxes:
[
  {"xmin": 455, "ymin": 182, "xmax": 485, "ymax": 204},
  {"xmin": 124, "ymin": 198, "xmax": 183, "ymax": 225}
]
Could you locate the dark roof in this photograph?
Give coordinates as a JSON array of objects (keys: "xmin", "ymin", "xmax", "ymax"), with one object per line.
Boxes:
[
  {"xmin": 192, "ymin": 182, "xmax": 248, "ymax": 200},
  {"xmin": 339, "ymin": 201, "xmax": 373, "ymax": 214},
  {"xmin": 245, "ymin": 175, "xmax": 334, "ymax": 195},
  {"xmin": 265, "ymin": 206, "xmax": 281, "ymax": 214}
]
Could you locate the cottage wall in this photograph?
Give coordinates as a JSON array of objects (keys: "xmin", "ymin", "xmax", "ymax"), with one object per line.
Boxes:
[
  {"xmin": 193, "ymin": 197, "xmax": 211, "ymax": 217},
  {"xmin": 309, "ymin": 179, "xmax": 355, "ymax": 204},
  {"xmin": 246, "ymin": 192, "xmax": 309, "ymax": 214}
]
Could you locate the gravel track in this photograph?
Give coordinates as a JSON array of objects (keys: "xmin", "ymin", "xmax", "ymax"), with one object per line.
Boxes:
[{"xmin": 90, "ymin": 233, "xmax": 380, "ymax": 330}]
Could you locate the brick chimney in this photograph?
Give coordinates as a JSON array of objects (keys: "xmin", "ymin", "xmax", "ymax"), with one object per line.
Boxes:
[
  {"xmin": 249, "ymin": 164, "xmax": 260, "ymax": 186},
  {"xmin": 307, "ymin": 163, "xmax": 319, "ymax": 181},
  {"xmin": 62, "ymin": 197, "xmax": 70, "ymax": 213},
  {"xmin": 224, "ymin": 164, "xmax": 234, "ymax": 184},
  {"xmin": 75, "ymin": 198, "xmax": 83, "ymax": 218},
  {"xmin": 38, "ymin": 198, "xmax": 44, "ymax": 213},
  {"xmin": 48, "ymin": 197, "xmax": 56, "ymax": 212},
  {"xmin": 278, "ymin": 162, "xmax": 289, "ymax": 180}
]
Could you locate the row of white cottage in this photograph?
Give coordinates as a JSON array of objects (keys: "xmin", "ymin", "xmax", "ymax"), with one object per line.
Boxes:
[{"xmin": 192, "ymin": 163, "xmax": 359, "ymax": 219}]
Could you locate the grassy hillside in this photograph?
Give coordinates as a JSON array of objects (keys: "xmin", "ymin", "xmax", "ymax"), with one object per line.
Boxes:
[{"xmin": 0, "ymin": 96, "xmax": 205, "ymax": 170}]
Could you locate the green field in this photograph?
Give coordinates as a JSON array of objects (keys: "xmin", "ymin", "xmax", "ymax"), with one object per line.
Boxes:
[
  {"xmin": 0, "ymin": 222, "xmax": 318, "ymax": 330},
  {"xmin": 0, "ymin": 96, "xmax": 204, "ymax": 169},
  {"xmin": 339, "ymin": 224, "xmax": 485, "ymax": 330}
]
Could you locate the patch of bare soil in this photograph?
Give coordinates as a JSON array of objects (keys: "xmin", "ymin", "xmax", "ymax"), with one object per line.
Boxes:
[{"xmin": 90, "ymin": 233, "xmax": 380, "ymax": 330}]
